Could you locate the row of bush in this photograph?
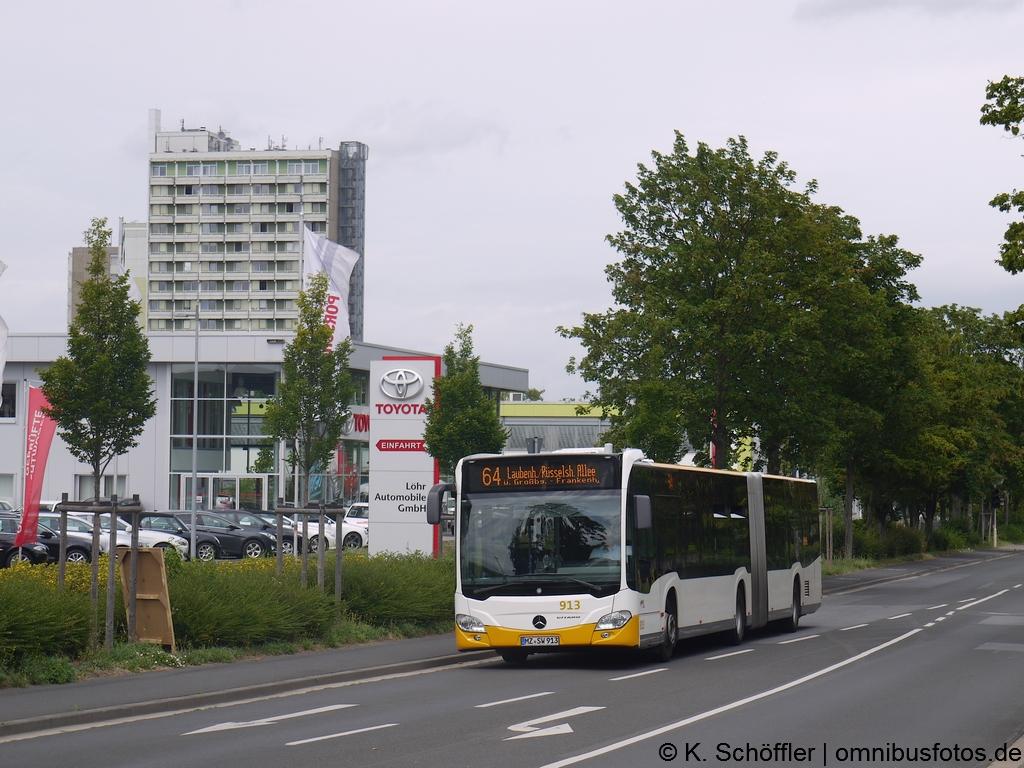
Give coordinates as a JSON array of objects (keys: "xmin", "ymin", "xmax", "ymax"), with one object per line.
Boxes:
[
  {"xmin": 0, "ymin": 550, "xmax": 455, "ymax": 672},
  {"xmin": 822, "ymin": 514, "xmax": 1024, "ymax": 559}
]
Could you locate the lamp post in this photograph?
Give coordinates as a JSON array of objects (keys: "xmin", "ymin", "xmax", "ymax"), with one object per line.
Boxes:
[{"xmin": 189, "ymin": 302, "xmax": 199, "ymax": 560}]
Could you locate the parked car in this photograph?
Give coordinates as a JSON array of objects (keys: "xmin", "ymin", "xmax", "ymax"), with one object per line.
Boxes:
[
  {"xmin": 125, "ymin": 512, "xmax": 223, "ymax": 562},
  {"xmin": 39, "ymin": 512, "xmax": 189, "ymax": 558},
  {"xmin": 170, "ymin": 512, "xmax": 276, "ymax": 560},
  {"xmin": 215, "ymin": 509, "xmax": 300, "ymax": 557},
  {"xmin": 343, "ymin": 503, "xmax": 369, "ymax": 539},
  {"xmin": 33, "ymin": 522, "xmax": 95, "ymax": 563},
  {"xmin": 0, "ymin": 514, "xmax": 50, "ymax": 566}
]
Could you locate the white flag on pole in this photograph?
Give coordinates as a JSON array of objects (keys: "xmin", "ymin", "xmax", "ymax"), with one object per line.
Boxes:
[
  {"xmin": 302, "ymin": 228, "xmax": 360, "ymax": 348},
  {"xmin": 0, "ymin": 260, "xmax": 8, "ymax": 407}
]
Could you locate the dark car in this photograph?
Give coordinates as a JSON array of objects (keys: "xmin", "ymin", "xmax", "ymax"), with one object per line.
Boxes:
[
  {"xmin": 0, "ymin": 514, "xmax": 51, "ymax": 567},
  {"xmin": 33, "ymin": 522, "xmax": 95, "ymax": 563},
  {"xmin": 215, "ymin": 510, "xmax": 301, "ymax": 557},
  {"xmin": 171, "ymin": 512, "xmax": 276, "ymax": 560},
  {"xmin": 124, "ymin": 512, "xmax": 223, "ymax": 562}
]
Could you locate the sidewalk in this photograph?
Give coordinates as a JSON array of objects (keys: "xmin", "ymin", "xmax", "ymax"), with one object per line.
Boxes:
[{"xmin": 0, "ymin": 633, "xmax": 492, "ymax": 737}]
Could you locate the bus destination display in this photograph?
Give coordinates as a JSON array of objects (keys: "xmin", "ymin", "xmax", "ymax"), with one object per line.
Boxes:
[{"xmin": 464, "ymin": 457, "xmax": 619, "ymax": 493}]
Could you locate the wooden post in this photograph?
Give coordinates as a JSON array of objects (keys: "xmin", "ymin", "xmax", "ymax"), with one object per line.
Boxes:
[{"xmin": 58, "ymin": 492, "xmax": 68, "ymax": 592}]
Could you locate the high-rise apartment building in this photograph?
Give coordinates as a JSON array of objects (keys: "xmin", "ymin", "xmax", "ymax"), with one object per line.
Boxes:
[{"xmin": 145, "ymin": 110, "xmax": 367, "ymax": 340}]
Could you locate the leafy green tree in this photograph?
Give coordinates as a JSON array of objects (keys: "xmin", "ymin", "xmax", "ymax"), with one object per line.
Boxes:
[
  {"xmin": 40, "ymin": 218, "xmax": 156, "ymax": 501},
  {"xmin": 981, "ymin": 76, "xmax": 1024, "ymax": 274},
  {"xmin": 561, "ymin": 133, "xmax": 893, "ymax": 472},
  {"xmin": 262, "ymin": 271, "xmax": 354, "ymax": 506},
  {"xmin": 424, "ymin": 324, "xmax": 508, "ymax": 477}
]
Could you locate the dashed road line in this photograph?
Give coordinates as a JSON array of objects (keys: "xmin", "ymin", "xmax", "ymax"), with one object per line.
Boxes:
[
  {"xmin": 287, "ymin": 723, "xmax": 397, "ymax": 746},
  {"xmin": 778, "ymin": 635, "xmax": 820, "ymax": 645},
  {"xmin": 610, "ymin": 669, "xmax": 667, "ymax": 682},
  {"xmin": 927, "ymin": 604, "xmax": 948, "ymax": 610},
  {"xmin": 476, "ymin": 692, "xmax": 554, "ymax": 708},
  {"xmin": 840, "ymin": 623, "xmax": 868, "ymax": 631},
  {"xmin": 706, "ymin": 649, "xmax": 755, "ymax": 661},
  {"xmin": 957, "ymin": 589, "xmax": 1009, "ymax": 611},
  {"xmin": 887, "ymin": 613, "xmax": 912, "ymax": 620}
]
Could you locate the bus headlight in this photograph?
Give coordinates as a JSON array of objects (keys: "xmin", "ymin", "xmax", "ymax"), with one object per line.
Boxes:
[
  {"xmin": 595, "ymin": 611, "xmax": 632, "ymax": 630},
  {"xmin": 456, "ymin": 614, "xmax": 486, "ymax": 633}
]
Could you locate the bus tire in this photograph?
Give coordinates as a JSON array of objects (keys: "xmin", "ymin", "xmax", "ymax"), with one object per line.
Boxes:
[
  {"xmin": 728, "ymin": 588, "xmax": 746, "ymax": 645},
  {"xmin": 499, "ymin": 648, "xmax": 528, "ymax": 663},
  {"xmin": 655, "ymin": 595, "xmax": 677, "ymax": 662},
  {"xmin": 784, "ymin": 579, "xmax": 801, "ymax": 633}
]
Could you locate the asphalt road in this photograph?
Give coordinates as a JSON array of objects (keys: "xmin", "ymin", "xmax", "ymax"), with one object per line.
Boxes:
[{"xmin": 3, "ymin": 550, "xmax": 1024, "ymax": 768}]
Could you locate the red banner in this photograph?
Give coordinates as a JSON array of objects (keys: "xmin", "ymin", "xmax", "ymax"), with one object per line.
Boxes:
[{"xmin": 15, "ymin": 387, "xmax": 58, "ymax": 547}]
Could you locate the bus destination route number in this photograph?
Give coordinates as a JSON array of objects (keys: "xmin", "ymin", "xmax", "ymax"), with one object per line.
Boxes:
[{"xmin": 466, "ymin": 457, "xmax": 618, "ymax": 493}]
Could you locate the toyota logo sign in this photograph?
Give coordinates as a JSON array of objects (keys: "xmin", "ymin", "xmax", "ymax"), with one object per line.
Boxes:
[{"xmin": 380, "ymin": 368, "xmax": 424, "ymax": 400}]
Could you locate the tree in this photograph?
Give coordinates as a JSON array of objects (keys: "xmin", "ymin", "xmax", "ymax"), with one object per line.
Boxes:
[
  {"xmin": 424, "ymin": 324, "xmax": 508, "ymax": 477},
  {"xmin": 561, "ymin": 133, "xmax": 886, "ymax": 471},
  {"xmin": 981, "ymin": 76, "xmax": 1024, "ymax": 274},
  {"xmin": 40, "ymin": 218, "xmax": 156, "ymax": 502},
  {"xmin": 262, "ymin": 271, "xmax": 354, "ymax": 507}
]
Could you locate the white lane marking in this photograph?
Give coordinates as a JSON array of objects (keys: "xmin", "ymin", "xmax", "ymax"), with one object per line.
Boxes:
[
  {"xmin": 184, "ymin": 704, "xmax": 355, "ymax": 735},
  {"xmin": 706, "ymin": 649, "xmax": 754, "ymax": 661},
  {"xmin": 0, "ymin": 657, "xmax": 498, "ymax": 745},
  {"xmin": 1014, "ymin": 584, "xmax": 1022, "ymax": 589},
  {"xmin": 887, "ymin": 613, "xmax": 912, "ymax": 620},
  {"xmin": 927, "ymin": 604, "xmax": 948, "ymax": 610},
  {"xmin": 946, "ymin": 611, "xmax": 956, "ymax": 616},
  {"xmin": 504, "ymin": 706, "xmax": 605, "ymax": 740},
  {"xmin": 476, "ymin": 691, "xmax": 554, "ymax": 708},
  {"xmin": 839, "ymin": 623, "xmax": 868, "ymax": 631},
  {"xmin": 778, "ymin": 635, "xmax": 820, "ymax": 645},
  {"xmin": 935, "ymin": 616, "xmax": 946, "ymax": 622},
  {"xmin": 610, "ymin": 668, "xmax": 667, "ymax": 681},
  {"xmin": 958, "ymin": 598, "xmax": 975, "ymax": 603},
  {"xmin": 956, "ymin": 589, "xmax": 1009, "ymax": 611},
  {"xmin": 539, "ymin": 629, "xmax": 923, "ymax": 768},
  {"xmin": 925, "ymin": 622, "xmax": 935, "ymax": 627},
  {"xmin": 287, "ymin": 722, "xmax": 397, "ymax": 746}
]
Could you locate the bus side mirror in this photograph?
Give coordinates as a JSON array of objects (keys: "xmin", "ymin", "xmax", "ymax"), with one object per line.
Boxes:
[
  {"xmin": 427, "ymin": 483, "xmax": 455, "ymax": 525},
  {"xmin": 635, "ymin": 495, "xmax": 652, "ymax": 530}
]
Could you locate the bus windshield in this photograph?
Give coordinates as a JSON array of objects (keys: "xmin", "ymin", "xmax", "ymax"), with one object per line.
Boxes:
[{"xmin": 460, "ymin": 489, "xmax": 621, "ymax": 598}]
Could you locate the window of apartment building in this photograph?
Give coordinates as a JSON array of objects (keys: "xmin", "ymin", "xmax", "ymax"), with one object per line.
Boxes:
[
  {"xmin": 225, "ymin": 262, "xmax": 244, "ymax": 272},
  {"xmin": 279, "ymin": 202, "xmax": 297, "ymax": 214},
  {"xmin": 199, "ymin": 319, "xmax": 223, "ymax": 330},
  {"xmin": 201, "ymin": 243, "xmax": 222, "ymax": 254},
  {"xmin": 305, "ymin": 202, "xmax": 327, "ymax": 214},
  {"xmin": 277, "ymin": 261, "xmax": 297, "ymax": 272},
  {"xmin": 228, "ymin": 184, "xmax": 249, "ymax": 195},
  {"xmin": 236, "ymin": 163, "xmax": 251, "ymax": 175},
  {"xmin": 175, "ymin": 204, "xmax": 195, "ymax": 215},
  {"xmin": 252, "ymin": 184, "xmax": 271, "ymax": 195},
  {"xmin": 278, "ymin": 222, "xmax": 299, "ymax": 234},
  {"xmin": 227, "ymin": 281, "xmax": 249, "ymax": 292},
  {"xmin": 287, "ymin": 162, "xmax": 303, "ymax": 174},
  {"xmin": 257, "ymin": 204, "xmax": 275, "ymax": 214},
  {"xmin": 254, "ymin": 299, "xmax": 272, "ymax": 311},
  {"xmin": 148, "ymin": 300, "xmax": 169, "ymax": 312},
  {"xmin": 200, "ymin": 223, "xmax": 224, "ymax": 235},
  {"xmin": 177, "ymin": 281, "xmax": 199, "ymax": 293},
  {"xmin": 303, "ymin": 162, "xmax": 321, "ymax": 174},
  {"xmin": 252, "ymin": 163, "xmax": 268, "ymax": 175},
  {"xmin": 1, "ymin": 383, "xmax": 17, "ymax": 419},
  {"xmin": 307, "ymin": 221, "xmax": 326, "ymax": 233},
  {"xmin": 150, "ymin": 243, "xmax": 173, "ymax": 254},
  {"xmin": 280, "ymin": 241, "xmax": 299, "ymax": 252},
  {"xmin": 176, "ymin": 262, "xmax": 194, "ymax": 273},
  {"xmin": 231, "ymin": 204, "xmax": 250, "ymax": 214},
  {"xmin": 151, "ymin": 281, "xmax": 172, "ymax": 293},
  {"xmin": 199, "ymin": 300, "xmax": 222, "ymax": 311},
  {"xmin": 151, "ymin": 185, "xmax": 174, "ymax": 197},
  {"xmin": 200, "ymin": 281, "xmax": 222, "ymax": 291},
  {"xmin": 151, "ymin": 163, "xmax": 167, "ymax": 177},
  {"xmin": 251, "ymin": 242, "xmax": 272, "ymax": 253},
  {"xmin": 149, "ymin": 319, "xmax": 172, "ymax": 331},
  {"xmin": 203, "ymin": 260, "xmax": 223, "ymax": 270},
  {"xmin": 150, "ymin": 261, "xmax": 173, "ymax": 273},
  {"xmin": 225, "ymin": 223, "xmax": 243, "ymax": 234},
  {"xmin": 255, "ymin": 280, "xmax": 272, "ymax": 292},
  {"xmin": 230, "ymin": 242, "xmax": 250, "ymax": 253},
  {"xmin": 226, "ymin": 319, "xmax": 244, "ymax": 330},
  {"xmin": 174, "ymin": 300, "xmax": 192, "ymax": 312},
  {"xmin": 175, "ymin": 223, "xmax": 198, "ymax": 235},
  {"xmin": 151, "ymin": 204, "xmax": 173, "ymax": 216},
  {"xmin": 201, "ymin": 204, "xmax": 224, "ymax": 215},
  {"xmin": 251, "ymin": 222, "xmax": 273, "ymax": 234},
  {"xmin": 173, "ymin": 319, "xmax": 193, "ymax": 331},
  {"xmin": 290, "ymin": 184, "xmax": 303, "ymax": 194},
  {"xmin": 276, "ymin": 280, "xmax": 297, "ymax": 291},
  {"xmin": 151, "ymin": 224, "xmax": 170, "ymax": 235},
  {"xmin": 201, "ymin": 185, "xmax": 222, "ymax": 195},
  {"xmin": 225, "ymin": 300, "xmax": 245, "ymax": 311},
  {"xmin": 201, "ymin": 164, "xmax": 218, "ymax": 176},
  {"xmin": 186, "ymin": 164, "xmax": 201, "ymax": 176},
  {"xmin": 180, "ymin": 185, "xmax": 200, "ymax": 196},
  {"xmin": 251, "ymin": 261, "xmax": 271, "ymax": 272},
  {"xmin": 275, "ymin": 300, "xmax": 295, "ymax": 311}
]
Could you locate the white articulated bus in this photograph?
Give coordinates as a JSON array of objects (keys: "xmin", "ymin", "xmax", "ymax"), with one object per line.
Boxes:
[{"xmin": 426, "ymin": 448, "xmax": 822, "ymax": 662}]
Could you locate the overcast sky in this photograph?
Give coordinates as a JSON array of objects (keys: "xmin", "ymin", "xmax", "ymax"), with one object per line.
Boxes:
[{"xmin": 2, "ymin": 0, "xmax": 1023, "ymax": 399}]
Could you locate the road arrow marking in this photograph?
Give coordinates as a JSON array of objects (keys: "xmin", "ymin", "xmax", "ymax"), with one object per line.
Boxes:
[
  {"xmin": 183, "ymin": 704, "xmax": 355, "ymax": 735},
  {"xmin": 504, "ymin": 706, "xmax": 604, "ymax": 740}
]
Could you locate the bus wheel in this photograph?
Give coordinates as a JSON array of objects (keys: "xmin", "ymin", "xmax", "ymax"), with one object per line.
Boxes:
[
  {"xmin": 729, "ymin": 588, "xmax": 746, "ymax": 645},
  {"xmin": 499, "ymin": 648, "xmax": 528, "ymax": 663},
  {"xmin": 784, "ymin": 579, "xmax": 801, "ymax": 633},
  {"xmin": 655, "ymin": 599, "xmax": 677, "ymax": 662}
]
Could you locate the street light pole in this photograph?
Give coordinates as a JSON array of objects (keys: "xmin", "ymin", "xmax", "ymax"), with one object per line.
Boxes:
[{"xmin": 190, "ymin": 301, "xmax": 199, "ymax": 560}]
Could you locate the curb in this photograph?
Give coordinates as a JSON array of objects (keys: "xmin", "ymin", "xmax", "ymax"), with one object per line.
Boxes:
[{"xmin": 0, "ymin": 649, "xmax": 496, "ymax": 738}]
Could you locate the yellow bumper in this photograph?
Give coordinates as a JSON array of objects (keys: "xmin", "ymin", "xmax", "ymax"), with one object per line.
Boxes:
[{"xmin": 456, "ymin": 615, "xmax": 640, "ymax": 651}]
